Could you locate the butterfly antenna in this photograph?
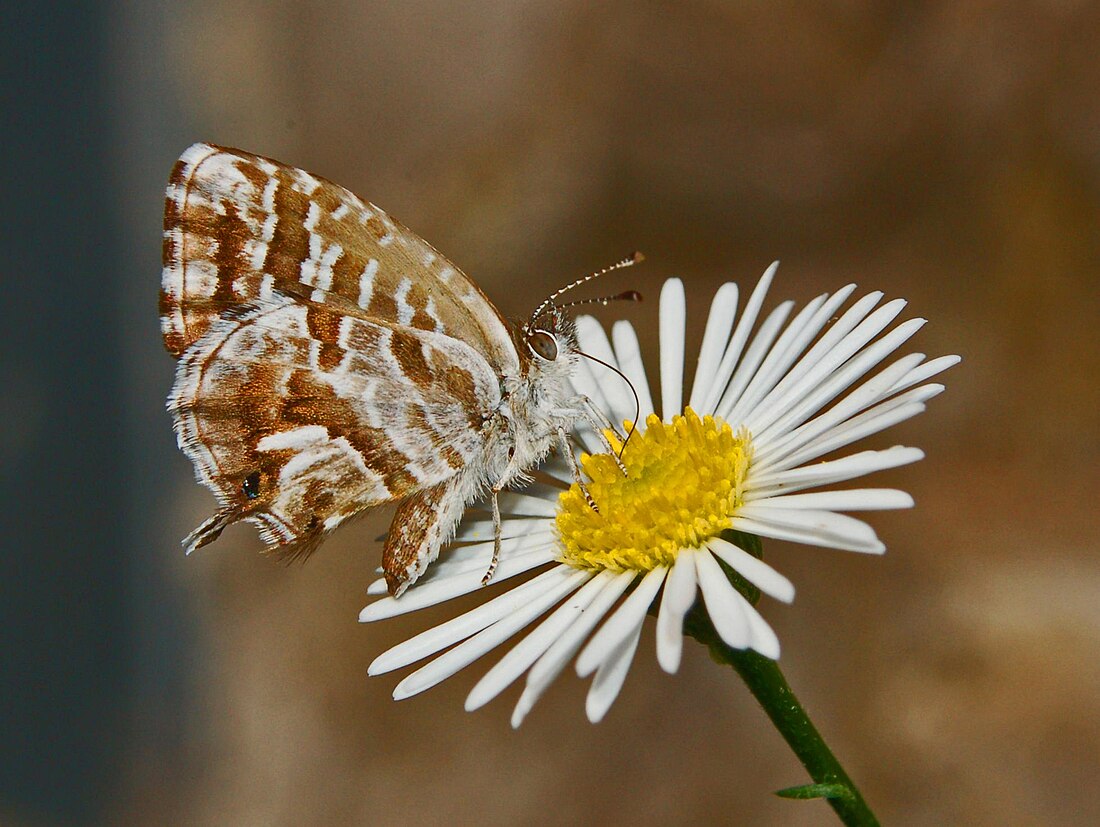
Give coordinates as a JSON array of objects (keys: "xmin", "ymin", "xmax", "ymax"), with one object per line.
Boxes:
[
  {"xmin": 575, "ymin": 349, "xmax": 641, "ymax": 459},
  {"xmin": 557, "ymin": 290, "xmax": 643, "ymax": 311},
  {"xmin": 530, "ymin": 252, "xmax": 644, "ymax": 323}
]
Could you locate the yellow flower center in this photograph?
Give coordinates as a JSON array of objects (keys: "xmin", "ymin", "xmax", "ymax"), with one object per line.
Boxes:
[{"xmin": 556, "ymin": 407, "xmax": 753, "ymax": 572}]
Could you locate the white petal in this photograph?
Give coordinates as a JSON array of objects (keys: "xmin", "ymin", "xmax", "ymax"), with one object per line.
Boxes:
[
  {"xmin": 747, "ymin": 299, "xmax": 911, "ymax": 436},
  {"xmin": 659, "ymin": 279, "xmax": 685, "ymax": 419},
  {"xmin": 721, "ymin": 292, "xmax": 828, "ymax": 425},
  {"xmin": 576, "ymin": 566, "xmax": 667, "ymax": 677},
  {"xmin": 525, "ymin": 570, "xmax": 633, "ymax": 689},
  {"xmin": 574, "ymin": 314, "xmax": 613, "ymax": 360},
  {"xmin": 366, "ymin": 510, "xmax": 554, "ymax": 597},
  {"xmin": 752, "ymin": 349, "xmax": 924, "ymax": 470},
  {"xmin": 744, "ymin": 488, "xmax": 914, "ymax": 512},
  {"xmin": 889, "ymin": 354, "xmax": 961, "ymax": 394},
  {"xmin": 656, "ymin": 548, "xmax": 698, "ymax": 673},
  {"xmin": 411, "ymin": 527, "xmax": 555, "ymax": 587},
  {"xmin": 688, "ymin": 282, "xmax": 738, "ymax": 410},
  {"xmin": 694, "ymin": 547, "xmax": 752, "ymax": 649},
  {"xmin": 567, "ymin": 318, "xmax": 614, "ymax": 455},
  {"xmin": 391, "ymin": 569, "xmax": 590, "ymax": 699},
  {"xmin": 740, "ymin": 598, "xmax": 781, "ymax": 660},
  {"xmin": 370, "ymin": 547, "xmax": 558, "ymax": 601},
  {"xmin": 534, "ymin": 454, "xmax": 574, "ymax": 485},
  {"xmin": 696, "ymin": 548, "xmax": 784, "ymax": 657},
  {"xmin": 714, "ymin": 300, "xmax": 793, "ymax": 420},
  {"xmin": 575, "ymin": 315, "xmax": 635, "ymax": 427},
  {"xmin": 368, "ymin": 566, "xmax": 576, "ymax": 674},
  {"xmin": 743, "ymin": 289, "xmax": 883, "ymax": 426},
  {"xmin": 611, "ymin": 320, "xmax": 655, "ymax": 420},
  {"xmin": 510, "ymin": 689, "xmax": 536, "ymax": 728},
  {"xmin": 359, "ymin": 545, "xmax": 557, "ymax": 621},
  {"xmin": 585, "ymin": 624, "xmax": 644, "ymax": 723},
  {"xmin": 739, "ymin": 284, "xmax": 859, "ymax": 414},
  {"xmin": 452, "ymin": 518, "xmax": 553, "ymax": 543},
  {"xmin": 412, "ymin": 542, "xmax": 555, "ymax": 591},
  {"xmin": 700, "ymin": 262, "xmax": 777, "ymax": 413},
  {"xmin": 767, "ymin": 398, "xmax": 929, "ymax": 473},
  {"xmin": 567, "ymin": 324, "xmax": 610, "ymax": 412},
  {"xmin": 731, "ymin": 513, "xmax": 885, "ymax": 554},
  {"xmin": 736, "ymin": 505, "xmax": 881, "ymax": 544},
  {"xmin": 751, "ymin": 322, "xmax": 926, "ymax": 451},
  {"xmin": 511, "ymin": 570, "xmax": 634, "ymax": 727},
  {"xmin": 749, "ymin": 446, "xmax": 925, "ymax": 495},
  {"xmin": 465, "ymin": 570, "xmax": 610, "ymax": 711},
  {"xmin": 706, "ymin": 537, "xmax": 795, "ymax": 603},
  {"xmin": 489, "ymin": 490, "xmax": 562, "ymax": 518}
]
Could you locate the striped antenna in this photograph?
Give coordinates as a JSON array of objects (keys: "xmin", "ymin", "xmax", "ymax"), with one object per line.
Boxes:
[
  {"xmin": 557, "ymin": 290, "xmax": 643, "ymax": 311},
  {"xmin": 529, "ymin": 252, "xmax": 644, "ymax": 325}
]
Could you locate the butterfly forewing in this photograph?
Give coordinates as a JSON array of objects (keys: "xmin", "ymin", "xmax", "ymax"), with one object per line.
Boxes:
[{"xmin": 161, "ymin": 143, "xmax": 519, "ymax": 375}]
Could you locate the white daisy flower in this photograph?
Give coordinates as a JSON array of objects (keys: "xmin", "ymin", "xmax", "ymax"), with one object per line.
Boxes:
[{"xmin": 361, "ymin": 262, "xmax": 959, "ymax": 726}]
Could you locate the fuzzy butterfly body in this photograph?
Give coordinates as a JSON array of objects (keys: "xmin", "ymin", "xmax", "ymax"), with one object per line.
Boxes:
[{"xmin": 162, "ymin": 144, "xmax": 622, "ymax": 595}]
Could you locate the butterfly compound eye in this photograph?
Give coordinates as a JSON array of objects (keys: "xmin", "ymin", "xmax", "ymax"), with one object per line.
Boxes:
[{"xmin": 527, "ymin": 330, "xmax": 559, "ymax": 361}]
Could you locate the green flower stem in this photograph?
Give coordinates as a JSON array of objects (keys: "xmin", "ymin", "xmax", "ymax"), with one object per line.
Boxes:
[
  {"xmin": 675, "ymin": 530, "xmax": 880, "ymax": 826},
  {"xmin": 683, "ymin": 607, "xmax": 880, "ymax": 826}
]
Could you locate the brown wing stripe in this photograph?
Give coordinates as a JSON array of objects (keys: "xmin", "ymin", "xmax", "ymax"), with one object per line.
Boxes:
[
  {"xmin": 281, "ymin": 370, "xmax": 419, "ymax": 494},
  {"xmin": 262, "ymin": 170, "xmax": 310, "ymax": 285},
  {"xmin": 389, "ymin": 328, "xmax": 433, "ymax": 390},
  {"xmin": 212, "ymin": 203, "xmax": 250, "ymax": 307}
]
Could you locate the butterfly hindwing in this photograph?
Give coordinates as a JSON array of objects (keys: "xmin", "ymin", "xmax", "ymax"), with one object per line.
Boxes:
[{"xmin": 169, "ymin": 297, "xmax": 502, "ymax": 557}]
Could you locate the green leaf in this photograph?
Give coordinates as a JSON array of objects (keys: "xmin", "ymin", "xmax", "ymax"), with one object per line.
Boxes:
[{"xmin": 775, "ymin": 783, "xmax": 855, "ymax": 801}]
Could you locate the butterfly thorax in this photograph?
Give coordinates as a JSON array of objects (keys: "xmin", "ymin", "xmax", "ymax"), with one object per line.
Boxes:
[{"xmin": 485, "ymin": 317, "xmax": 580, "ymax": 488}]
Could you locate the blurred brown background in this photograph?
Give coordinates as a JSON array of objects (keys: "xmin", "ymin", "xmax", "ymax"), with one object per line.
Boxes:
[{"xmin": 3, "ymin": 2, "xmax": 1098, "ymax": 825}]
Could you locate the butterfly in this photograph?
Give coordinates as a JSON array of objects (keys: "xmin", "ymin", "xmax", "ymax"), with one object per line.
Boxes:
[{"xmin": 161, "ymin": 144, "xmax": 640, "ymax": 595}]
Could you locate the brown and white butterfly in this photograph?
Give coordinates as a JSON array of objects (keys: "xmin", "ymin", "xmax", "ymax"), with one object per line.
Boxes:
[{"xmin": 161, "ymin": 143, "xmax": 638, "ymax": 596}]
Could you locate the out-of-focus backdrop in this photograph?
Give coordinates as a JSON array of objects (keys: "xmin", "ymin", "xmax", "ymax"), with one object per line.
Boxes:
[{"xmin": 3, "ymin": 2, "xmax": 1098, "ymax": 825}]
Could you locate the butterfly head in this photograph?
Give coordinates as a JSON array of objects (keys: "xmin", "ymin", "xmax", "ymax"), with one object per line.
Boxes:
[
  {"xmin": 519, "ymin": 271, "xmax": 645, "ymax": 458},
  {"xmin": 521, "ymin": 252, "xmax": 645, "ymax": 370},
  {"xmin": 522, "ymin": 297, "xmax": 568, "ymax": 356},
  {"xmin": 526, "ymin": 329, "xmax": 560, "ymax": 361},
  {"xmin": 516, "ymin": 305, "xmax": 578, "ymax": 385}
]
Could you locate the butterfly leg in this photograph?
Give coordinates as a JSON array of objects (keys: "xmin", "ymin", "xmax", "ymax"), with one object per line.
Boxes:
[
  {"xmin": 482, "ymin": 487, "xmax": 504, "ymax": 587},
  {"xmin": 481, "ymin": 446, "xmax": 529, "ymax": 586},
  {"xmin": 574, "ymin": 396, "xmax": 630, "ymax": 476},
  {"xmin": 556, "ymin": 425, "xmax": 599, "ymax": 512},
  {"xmin": 481, "ymin": 478, "xmax": 512, "ymax": 587}
]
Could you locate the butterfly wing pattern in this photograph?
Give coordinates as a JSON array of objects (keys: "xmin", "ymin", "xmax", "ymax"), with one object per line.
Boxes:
[{"xmin": 162, "ymin": 144, "xmax": 560, "ymax": 594}]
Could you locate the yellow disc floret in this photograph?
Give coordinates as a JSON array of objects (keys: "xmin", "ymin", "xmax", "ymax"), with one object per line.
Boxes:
[{"xmin": 556, "ymin": 407, "xmax": 753, "ymax": 572}]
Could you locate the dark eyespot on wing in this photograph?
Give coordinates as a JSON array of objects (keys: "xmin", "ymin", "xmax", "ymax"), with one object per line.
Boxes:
[{"xmin": 242, "ymin": 471, "xmax": 261, "ymax": 499}]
